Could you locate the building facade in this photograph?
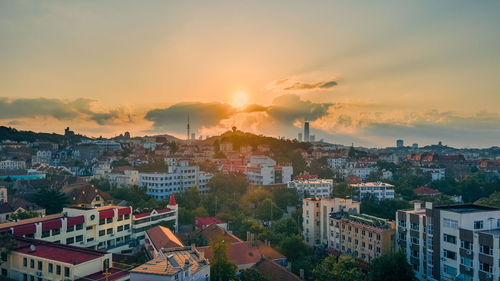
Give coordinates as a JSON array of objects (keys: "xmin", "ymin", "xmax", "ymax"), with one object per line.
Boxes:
[
  {"xmin": 350, "ymin": 182, "xmax": 395, "ymax": 200},
  {"xmin": 397, "ymin": 202, "xmax": 500, "ymax": 281},
  {"xmin": 0, "ymin": 160, "xmax": 26, "ymax": 170},
  {"xmin": 302, "ymin": 197, "xmax": 360, "ymax": 247},
  {"xmin": 328, "ymin": 213, "xmax": 395, "ymax": 264},
  {"xmin": 288, "ymin": 179, "xmax": 333, "ymax": 198}
]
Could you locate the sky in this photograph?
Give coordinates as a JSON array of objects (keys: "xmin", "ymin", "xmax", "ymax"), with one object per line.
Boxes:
[{"xmin": 1, "ymin": 0, "xmax": 500, "ymax": 148}]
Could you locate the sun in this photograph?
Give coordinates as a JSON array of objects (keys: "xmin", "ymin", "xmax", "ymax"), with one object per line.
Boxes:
[{"xmin": 231, "ymin": 91, "xmax": 249, "ymax": 108}]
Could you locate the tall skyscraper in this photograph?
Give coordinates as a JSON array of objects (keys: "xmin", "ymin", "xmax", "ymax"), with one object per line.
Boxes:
[
  {"xmin": 187, "ymin": 114, "xmax": 190, "ymax": 141},
  {"xmin": 298, "ymin": 133, "xmax": 303, "ymax": 142},
  {"xmin": 396, "ymin": 139, "xmax": 404, "ymax": 148},
  {"xmin": 304, "ymin": 122, "xmax": 310, "ymax": 142}
]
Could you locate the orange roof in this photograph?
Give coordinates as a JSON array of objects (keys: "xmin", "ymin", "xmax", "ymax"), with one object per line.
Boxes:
[
  {"xmin": 255, "ymin": 258, "xmax": 301, "ymax": 281},
  {"xmin": 256, "ymin": 241, "xmax": 285, "ymax": 261},
  {"xmin": 146, "ymin": 226, "xmax": 184, "ymax": 250},
  {"xmin": 197, "ymin": 224, "xmax": 242, "ymax": 244},
  {"xmin": 414, "ymin": 186, "xmax": 440, "ymax": 195},
  {"xmin": 198, "ymin": 241, "xmax": 261, "ymax": 266}
]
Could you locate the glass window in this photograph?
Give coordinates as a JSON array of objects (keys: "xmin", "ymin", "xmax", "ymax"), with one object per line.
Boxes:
[
  {"xmin": 64, "ymin": 267, "xmax": 70, "ymax": 277},
  {"xmin": 67, "ymin": 225, "xmax": 74, "ymax": 232},
  {"xmin": 56, "ymin": 265, "xmax": 61, "ymax": 275},
  {"xmin": 23, "ymin": 257, "xmax": 27, "ymax": 267},
  {"xmin": 76, "ymin": 224, "xmax": 83, "ymax": 231},
  {"xmin": 30, "ymin": 259, "xmax": 34, "ymax": 268},
  {"xmin": 66, "ymin": 237, "xmax": 74, "ymax": 244},
  {"xmin": 474, "ymin": 220, "xmax": 483, "ymax": 230},
  {"xmin": 37, "ymin": 261, "xmax": 42, "ymax": 270},
  {"xmin": 48, "ymin": 263, "xmax": 53, "ymax": 273},
  {"xmin": 99, "ymin": 230, "xmax": 105, "ymax": 236},
  {"xmin": 443, "ymin": 234, "xmax": 456, "ymax": 244},
  {"xmin": 443, "ymin": 249, "xmax": 456, "ymax": 260}
]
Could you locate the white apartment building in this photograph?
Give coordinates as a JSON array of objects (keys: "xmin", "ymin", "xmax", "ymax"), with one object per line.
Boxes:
[
  {"xmin": 327, "ymin": 157, "xmax": 347, "ymax": 169},
  {"xmin": 93, "ymin": 164, "xmax": 139, "ymax": 187},
  {"xmin": 397, "ymin": 202, "xmax": 500, "ymax": 281},
  {"xmin": 350, "ymin": 182, "xmax": 395, "ymax": 200},
  {"xmin": 342, "ymin": 166, "xmax": 377, "ymax": 181},
  {"xmin": 422, "ymin": 168, "xmax": 446, "ymax": 181},
  {"xmin": 222, "ymin": 155, "xmax": 293, "ymax": 186},
  {"xmin": 302, "ymin": 197, "xmax": 360, "ymax": 247},
  {"xmin": 0, "ymin": 160, "xmax": 26, "ymax": 170},
  {"xmin": 31, "ymin": 150, "xmax": 52, "ymax": 166},
  {"xmin": 288, "ymin": 179, "xmax": 333, "ymax": 198},
  {"xmin": 139, "ymin": 160, "xmax": 212, "ymax": 199},
  {"xmin": 0, "ymin": 199, "xmax": 178, "ymax": 254}
]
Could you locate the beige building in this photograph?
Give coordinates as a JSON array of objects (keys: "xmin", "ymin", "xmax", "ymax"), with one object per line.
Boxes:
[
  {"xmin": 328, "ymin": 213, "xmax": 396, "ymax": 264},
  {"xmin": 0, "ymin": 187, "xmax": 7, "ymax": 203},
  {"xmin": 0, "ymin": 236, "xmax": 129, "ymax": 281},
  {"xmin": 302, "ymin": 197, "xmax": 360, "ymax": 247}
]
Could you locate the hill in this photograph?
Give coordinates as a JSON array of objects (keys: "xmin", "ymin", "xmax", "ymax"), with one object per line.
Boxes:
[{"xmin": 0, "ymin": 126, "xmax": 85, "ymax": 144}]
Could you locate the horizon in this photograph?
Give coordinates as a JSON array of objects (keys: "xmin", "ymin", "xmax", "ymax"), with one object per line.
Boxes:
[{"xmin": 1, "ymin": 1, "xmax": 500, "ymax": 147}]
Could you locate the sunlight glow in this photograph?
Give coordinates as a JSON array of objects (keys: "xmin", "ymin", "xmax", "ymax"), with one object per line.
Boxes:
[{"xmin": 232, "ymin": 91, "xmax": 249, "ymax": 108}]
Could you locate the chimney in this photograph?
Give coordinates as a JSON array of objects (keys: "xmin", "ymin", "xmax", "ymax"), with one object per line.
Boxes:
[
  {"xmin": 414, "ymin": 202, "xmax": 421, "ymax": 211},
  {"xmin": 287, "ymin": 261, "xmax": 292, "ymax": 271},
  {"xmin": 300, "ymin": 269, "xmax": 304, "ymax": 279}
]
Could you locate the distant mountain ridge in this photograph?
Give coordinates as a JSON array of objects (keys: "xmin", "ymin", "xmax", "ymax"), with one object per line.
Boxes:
[{"xmin": 0, "ymin": 126, "xmax": 85, "ymax": 143}]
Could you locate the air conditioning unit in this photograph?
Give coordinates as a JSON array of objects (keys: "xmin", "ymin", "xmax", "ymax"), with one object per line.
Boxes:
[{"xmin": 36, "ymin": 272, "xmax": 42, "ymax": 277}]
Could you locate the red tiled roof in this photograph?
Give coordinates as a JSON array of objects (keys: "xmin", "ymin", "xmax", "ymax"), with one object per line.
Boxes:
[
  {"xmin": 157, "ymin": 208, "xmax": 171, "ymax": 214},
  {"xmin": 254, "ymin": 258, "xmax": 301, "ymax": 281},
  {"xmin": 198, "ymin": 241, "xmax": 261, "ymax": 266},
  {"xmin": 134, "ymin": 212, "xmax": 150, "ymax": 219},
  {"xmin": 195, "ymin": 217, "xmax": 224, "ymax": 229},
  {"xmin": 146, "ymin": 226, "xmax": 184, "ymax": 250},
  {"xmin": 196, "ymin": 224, "xmax": 242, "ymax": 244},
  {"xmin": 414, "ymin": 186, "xmax": 440, "ymax": 195},
  {"xmin": 256, "ymin": 241, "xmax": 285, "ymax": 261}
]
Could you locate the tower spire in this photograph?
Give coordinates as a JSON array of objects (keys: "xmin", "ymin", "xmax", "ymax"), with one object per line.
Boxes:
[{"xmin": 187, "ymin": 113, "xmax": 190, "ymax": 141}]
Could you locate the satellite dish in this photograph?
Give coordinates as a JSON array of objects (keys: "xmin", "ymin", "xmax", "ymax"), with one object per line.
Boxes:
[{"xmin": 30, "ymin": 245, "xmax": 36, "ymax": 252}]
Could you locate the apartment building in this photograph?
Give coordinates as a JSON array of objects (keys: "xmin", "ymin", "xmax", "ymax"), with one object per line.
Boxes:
[
  {"xmin": 0, "ymin": 197, "xmax": 178, "ymax": 254},
  {"xmin": 328, "ymin": 212, "xmax": 396, "ymax": 264},
  {"xmin": 0, "ymin": 187, "xmax": 6, "ymax": 203},
  {"xmin": 350, "ymin": 182, "xmax": 395, "ymax": 200},
  {"xmin": 221, "ymin": 155, "xmax": 293, "ymax": 186},
  {"xmin": 397, "ymin": 202, "xmax": 500, "ymax": 281},
  {"xmin": 288, "ymin": 179, "xmax": 333, "ymax": 198},
  {"xmin": 139, "ymin": 160, "xmax": 212, "ymax": 199},
  {"xmin": 302, "ymin": 197, "xmax": 360, "ymax": 247},
  {"xmin": 0, "ymin": 160, "xmax": 26, "ymax": 170},
  {"xmin": 0, "ymin": 236, "xmax": 129, "ymax": 281}
]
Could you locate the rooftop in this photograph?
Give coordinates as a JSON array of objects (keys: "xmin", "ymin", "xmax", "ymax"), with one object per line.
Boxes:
[
  {"xmin": 436, "ymin": 204, "xmax": 500, "ymax": 214},
  {"xmin": 146, "ymin": 226, "xmax": 184, "ymax": 250},
  {"xmin": 130, "ymin": 247, "xmax": 208, "ymax": 276}
]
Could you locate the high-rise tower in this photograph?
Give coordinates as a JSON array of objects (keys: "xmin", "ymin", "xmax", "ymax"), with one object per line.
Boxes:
[
  {"xmin": 187, "ymin": 114, "xmax": 190, "ymax": 141},
  {"xmin": 304, "ymin": 121, "xmax": 310, "ymax": 142}
]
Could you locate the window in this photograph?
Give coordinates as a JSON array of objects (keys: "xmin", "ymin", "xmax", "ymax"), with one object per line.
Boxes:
[
  {"xmin": 443, "ymin": 249, "xmax": 456, "ymax": 260},
  {"xmin": 444, "ymin": 265, "xmax": 457, "ymax": 275},
  {"xmin": 480, "ymin": 244, "xmax": 493, "ymax": 256},
  {"xmin": 411, "ymin": 237, "xmax": 419, "ymax": 245},
  {"xmin": 474, "ymin": 220, "xmax": 483, "ymax": 230},
  {"xmin": 376, "ymin": 234, "xmax": 381, "ymax": 241},
  {"xmin": 76, "ymin": 235, "xmax": 83, "ymax": 242},
  {"xmin": 30, "ymin": 259, "xmax": 34, "ymax": 268},
  {"xmin": 64, "ymin": 267, "xmax": 70, "ymax": 277},
  {"xmin": 52, "ymin": 228, "xmax": 60, "ymax": 236},
  {"xmin": 67, "ymin": 225, "xmax": 74, "ymax": 232},
  {"xmin": 99, "ymin": 230, "xmax": 105, "ymax": 236},
  {"xmin": 480, "ymin": 262, "xmax": 492, "ymax": 273},
  {"xmin": 86, "ymin": 226, "xmax": 93, "ymax": 230},
  {"xmin": 41, "ymin": 231, "xmax": 50, "ymax": 238},
  {"xmin": 118, "ymin": 215, "xmax": 123, "ymax": 221},
  {"xmin": 66, "ymin": 237, "xmax": 74, "ymax": 244},
  {"xmin": 99, "ymin": 219, "xmax": 105, "ymax": 225},
  {"xmin": 76, "ymin": 224, "xmax": 83, "ymax": 231},
  {"xmin": 107, "ymin": 218, "xmax": 113, "ymax": 223},
  {"xmin": 117, "ymin": 225, "xmax": 123, "ymax": 232},
  {"xmin": 23, "ymin": 274, "xmax": 27, "ymax": 281},
  {"xmin": 23, "ymin": 257, "xmax": 27, "ymax": 267},
  {"xmin": 107, "ymin": 228, "xmax": 113, "ymax": 234},
  {"xmin": 443, "ymin": 218, "xmax": 458, "ymax": 229},
  {"xmin": 48, "ymin": 263, "xmax": 53, "ymax": 273},
  {"xmin": 56, "ymin": 265, "xmax": 61, "ymax": 275},
  {"xmin": 443, "ymin": 234, "xmax": 456, "ymax": 244},
  {"xmin": 124, "ymin": 224, "xmax": 130, "ymax": 230},
  {"xmin": 461, "ymin": 240, "xmax": 473, "ymax": 250},
  {"xmin": 460, "ymin": 256, "xmax": 472, "ymax": 267},
  {"xmin": 1, "ymin": 268, "xmax": 6, "ymax": 277},
  {"xmin": 37, "ymin": 261, "xmax": 42, "ymax": 270}
]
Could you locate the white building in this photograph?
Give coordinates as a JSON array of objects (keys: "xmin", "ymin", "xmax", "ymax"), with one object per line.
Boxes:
[
  {"xmin": 31, "ymin": 150, "xmax": 52, "ymax": 166},
  {"xmin": 0, "ymin": 199, "xmax": 178, "ymax": 254},
  {"xmin": 350, "ymin": 182, "xmax": 395, "ymax": 200},
  {"xmin": 342, "ymin": 165, "xmax": 377, "ymax": 181},
  {"xmin": 0, "ymin": 160, "xmax": 26, "ymax": 170},
  {"xmin": 288, "ymin": 179, "xmax": 333, "ymax": 198},
  {"xmin": 222, "ymin": 155, "xmax": 293, "ymax": 186},
  {"xmin": 302, "ymin": 197, "xmax": 360, "ymax": 247},
  {"xmin": 0, "ymin": 187, "xmax": 6, "ymax": 203},
  {"xmin": 93, "ymin": 164, "xmax": 139, "ymax": 187},
  {"xmin": 397, "ymin": 202, "xmax": 500, "ymax": 281},
  {"xmin": 139, "ymin": 160, "xmax": 212, "ymax": 200},
  {"xmin": 422, "ymin": 167, "xmax": 446, "ymax": 181},
  {"xmin": 130, "ymin": 246, "xmax": 210, "ymax": 281},
  {"xmin": 327, "ymin": 157, "xmax": 347, "ymax": 169}
]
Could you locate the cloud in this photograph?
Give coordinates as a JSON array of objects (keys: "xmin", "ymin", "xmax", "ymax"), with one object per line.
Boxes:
[
  {"xmin": 0, "ymin": 97, "xmax": 132, "ymax": 126},
  {"xmin": 268, "ymin": 94, "xmax": 333, "ymax": 122},
  {"xmin": 271, "ymin": 77, "xmax": 338, "ymax": 91}
]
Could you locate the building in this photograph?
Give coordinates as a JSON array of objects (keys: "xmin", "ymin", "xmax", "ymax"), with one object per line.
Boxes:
[
  {"xmin": 93, "ymin": 165, "xmax": 139, "ymax": 188},
  {"xmin": 0, "ymin": 199, "xmax": 45, "ymax": 222},
  {"xmin": 328, "ymin": 212, "xmax": 396, "ymax": 264},
  {"xmin": 221, "ymin": 155, "xmax": 292, "ymax": 186},
  {"xmin": 0, "ymin": 160, "xmax": 26, "ymax": 170},
  {"xmin": 144, "ymin": 225, "xmax": 184, "ymax": 258},
  {"xmin": 327, "ymin": 157, "xmax": 347, "ymax": 169},
  {"xmin": 397, "ymin": 139, "xmax": 404, "ymax": 148},
  {"xmin": 254, "ymin": 258, "xmax": 302, "ymax": 281},
  {"xmin": 396, "ymin": 202, "xmax": 500, "ymax": 281},
  {"xmin": 304, "ymin": 122, "xmax": 310, "ymax": 142},
  {"xmin": 288, "ymin": 179, "xmax": 333, "ymax": 199},
  {"xmin": 413, "ymin": 186, "xmax": 441, "ymax": 197},
  {"xmin": 0, "ymin": 187, "xmax": 6, "ymax": 203},
  {"xmin": 139, "ymin": 160, "xmax": 213, "ymax": 200},
  {"xmin": 195, "ymin": 217, "xmax": 227, "ymax": 231},
  {"xmin": 0, "ymin": 198, "xmax": 178, "ymax": 254},
  {"xmin": 302, "ymin": 197, "xmax": 360, "ymax": 247},
  {"xmin": 31, "ymin": 150, "xmax": 52, "ymax": 166},
  {"xmin": 0, "ymin": 236, "xmax": 129, "ymax": 281},
  {"xmin": 298, "ymin": 133, "xmax": 303, "ymax": 142},
  {"xmin": 130, "ymin": 246, "xmax": 210, "ymax": 281},
  {"xmin": 422, "ymin": 168, "xmax": 446, "ymax": 181},
  {"xmin": 62, "ymin": 183, "xmax": 111, "ymax": 208},
  {"xmin": 350, "ymin": 182, "xmax": 395, "ymax": 201}
]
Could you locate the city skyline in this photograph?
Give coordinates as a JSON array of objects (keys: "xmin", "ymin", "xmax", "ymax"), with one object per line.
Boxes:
[{"xmin": 1, "ymin": 1, "xmax": 500, "ymax": 147}]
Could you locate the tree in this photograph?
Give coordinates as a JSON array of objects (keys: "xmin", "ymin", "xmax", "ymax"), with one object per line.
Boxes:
[
  {"xmin": 90, "ymin": 178, "xmax": 111, "ymax": 192},
  {"xmin": 34, "ymin": 189, "xmax": 68, "ymax": 214},
  {"xmin": 238, "ymin": 268, "xmax": 268, "ymax": 281},
  {"xmin": 176, "ymin": 185, "xmax": 201, "ymax": 210},
  {"xmin": 279, "ymin": 235, "xmax": 313, "ymax": 262},
  {"xmin": 111, "ymin": 158, "xmax": 130, "ymax": 168},
  {"xmin": 0, "ymin": 233, "xmax": 16, "ymax": 265},
  {"xmin": 313, "ymin": 255, "xmax": 365, "ymax": 281},
  {"xmin": 210, "ymin": 237, "xmax": 237, "ymax": 281},
  {"xmin": 192, "ymin": 206, "xmax": 210, "ymax": 218},
  {"xmin": 368, "ymin": 251, "xmax": 415, "ymax": 281},
  {"xmin": 10, "ymin": 210, "xmax": 40, "ymax": 221},
  {"xmin": 360, "ymin": 194, "xmax": 410, "ymax": 220},
  {"xmin": 255, "ymin": 198, "xmax": 283, "ymax": 222},
  {"xmin": 332, "ymin": 183, "xmax": 355, "ymax": 198}
]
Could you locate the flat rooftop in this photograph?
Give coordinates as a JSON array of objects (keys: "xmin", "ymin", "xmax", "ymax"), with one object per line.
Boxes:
[{"xmin": 436, "ymin": 204, "xmax": 500, "ymax": 214}]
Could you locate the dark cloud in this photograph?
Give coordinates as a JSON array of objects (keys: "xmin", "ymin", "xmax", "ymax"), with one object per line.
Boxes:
[
  {"xmin": 144, "ymin": 102, "xmax": 236, "ymax": 131},
  {"xmin": 0, "ymin": 97, "xmax": 128, "ymax": 125},
  {"xmin": 282, "ymin": 78, "xmax": 338, "ymax": 90},
  {"xmin": 268, "ymin": 94, "xmax": 333, "ymax": 122}
]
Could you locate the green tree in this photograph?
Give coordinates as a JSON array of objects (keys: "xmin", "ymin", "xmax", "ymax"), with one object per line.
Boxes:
[
  {"xmin": 192, "ymin": 206, "xmax": 210, "ymax": 219},
  {"xmin": 210, "ymin": 237, "xmax": 237, "ymax": 281},
  {"xmin": 10, "ymin": 210, "xmax": 40, "ymax": 221},
  {"xmin": 368, "ymin": 251, "xmax": 415, "ymax": 281},
  {"xmin": 255, "ymin": 198, "xmax": 283, "ymax": 222},
  {"xmin": 237, "ymin": 268, "xmax": 268, "ymax": 281},
  {"xmin": 313, "ymin": 255, "xmax": 365, "ymax": 281},
  {"xmin": 279, "ymin": 235, "xmax": 313, "ymax": 262},
  {"xmin": 90, "ymin": 178, "xmax": 111, "ymax": 192},
  {"xmin": 34, "ymin": 189, "xmax": 68, "ymax": 214},
  {"xmin": 0, "ymin": 233, "xmax": 16, "ymax": 265},
  {"xmin": 332, "ymin": 183, "xmax": 355, "ymax": 198},
  {"xmin": 176, "ymin": 185, "xmax": 201, "ymax": 210},
  {"xmin": 111, "ymin": 158, "xmax": 130, "ymax": 168}
]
